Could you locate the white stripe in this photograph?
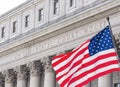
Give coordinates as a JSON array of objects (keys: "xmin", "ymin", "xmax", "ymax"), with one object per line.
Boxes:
[
  {"xmin": 59, "ymin": 55, "xmax": 117, "ymax": 85},
  {"xmin": 69, "ymin": 56, "xmax": 117, "ymax": 80},
  {"xmin": 57, "ymin": 49, "xmax": 88, "ymax": 78},
  {"xmin": 74, "ymin": 56, "xmax": 117, "ymax": 77},
  {"xmin": 83, "ymin": 49, "xmax": 116, "ymax": 64},
  {"xmin": 57, "ymin": 49, "xmax": 116, "ymax": 85},
  {"xmin": 69, "ymin": 64, "xmax": 119, "ymax": 87},
  {"xmin": 54, "ymin": 42, "xmax": 89, "ymax": 71},
  {"xmin": 52, "ymin": 54, "xmax": 67, "ymax": 64}
]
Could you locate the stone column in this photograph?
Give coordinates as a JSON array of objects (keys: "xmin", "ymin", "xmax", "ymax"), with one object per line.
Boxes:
[
  {"xmin": 15, "ymin": 65, "xmax": 27, "ymax": 87},
  {"xmin": 43, "ymin": 57, "xmax": 56, "ymax": 87},
  {"xmin": 28, "ymin": 61, "xmax": 42, "ymax": 87},
  {"xmin": 84, "ymin": 83, "xmax": 91, "ymax": 87},
  {"xmin": 0, "ymin": 73, "xmax": 4, "ymax": 87},
  {"xmin": 3, "ymin": 69, "xmax": 15, "ymax": 87},
  {"xmin": 98, "ymin": 74, "xmax": 112, "ymax": 87}
]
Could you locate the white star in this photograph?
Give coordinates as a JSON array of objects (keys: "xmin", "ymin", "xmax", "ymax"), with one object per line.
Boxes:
[
  {"xmin": 106, "ymin": 35, "xmax": 108, "ymax": 37},
  {"xmin": 109, "ymin": 37, "xmax": 111, "ymax": 39}
]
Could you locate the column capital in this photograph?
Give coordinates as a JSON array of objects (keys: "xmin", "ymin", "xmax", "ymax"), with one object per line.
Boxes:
[
  {"xmin": 27, "ymin": 61, "xmax": 42, "ymax": 76},
  {"xmin": 42, "ymin": 57, "xmax": 53, "ymax": 71},
  {"xmin": 14, "ymin": 65, "xmax": 28, "ymax": 80},
  {"xmin": 2, "ymin": 69, "xmax": 15, "ymax": 83}
]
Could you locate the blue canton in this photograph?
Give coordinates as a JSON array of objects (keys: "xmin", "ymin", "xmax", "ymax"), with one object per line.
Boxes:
[{"xmin": 89, "ymin": 26, "xmax": 114, "ymax": 56}]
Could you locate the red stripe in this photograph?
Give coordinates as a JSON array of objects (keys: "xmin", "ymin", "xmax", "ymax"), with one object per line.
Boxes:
[
  {"xmin": 57, "ymin": 52, "xmax": 117, "ymax": 86},
  {"xmin": 52, "ymin": 52, "xmax": 73, "ymax": 68},
  {"xmin": 68, "ymin": 60, "xmax": 119, "ymax": 87},
  {"xmin": 82, "ymin": 52, "xmax": 117, "ymax": 68},
  {"xmin": 52, "ymin": 37, "xmax": 120, "ymax": 87},
  {"xmin": 52, "ymin": 40, "xmax": 90, "ymax": 67},
  {"xmin": 76, "ymin": 68, "xmax": 120, "ymax": 87},
  {"xmin": 52, "ymin": 40, "xmax": 90, "ymax": 61},
  {"xmin": 60, "ymin": 52, "xmax": 118, "ymax": 87},
  {"xmin": 55, "ymin": 47, "xmax": 88, "ymax": 74}
]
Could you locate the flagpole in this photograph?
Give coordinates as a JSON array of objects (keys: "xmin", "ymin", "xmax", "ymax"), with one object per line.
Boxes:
[{"xmin": 107, "ymin": 17, "xmax": 120, "ymax": 63}]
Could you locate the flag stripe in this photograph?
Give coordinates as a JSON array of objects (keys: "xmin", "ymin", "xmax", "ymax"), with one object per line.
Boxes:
[
  {"xmin": 68, "ymin": 60, "xmax": 118, "ymax": 86},
  {"xmin": 52, "ymin": 40, "xmax": 90, "ymax": 69},
  {"xmin": 55, "ymin": 47, "xmax": 88, "ymax": 75},
  {"xmin": 69, "ymin": 65, "xmax": 120, "ymax": 87},
  {"xmin": 52, "ymin": 40, "xmax": 90, "ymax": 64},
  {"xmin": 54, "ymin": 49, "xmax": 119, "ymax": 87},
  {"xmin": 60, "ymin": 51, "xmax": 118, "ymax": 86},
  {"xmin": 52, "ymin": 26, "xmax": 120, "ymax": 87},
  {"xmin": 56, "ymin": 50, "xmax": 89, "ymax": 79},
  {"xmin": 75, "ymin": 68, "xmax": 120, "ymax": 87},
  {"xmin": 56, "ymin": 49, "xmax": 117, "ymax": 85},
  {"xmin": 53, "ymin": 42, "xmax": 90, "ymax": 77}
]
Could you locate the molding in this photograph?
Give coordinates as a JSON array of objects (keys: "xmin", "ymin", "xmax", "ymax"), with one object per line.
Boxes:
[
  {"xmin": 0, "ymin": 18, "xmax": 107, "ymax": 71},
  {"xmin": 0, "ymin": 1, "xmax": 119, "ymax": 56},
  {"xmin": 0, "ymin": 0, "xmax": 119, "ymax": 72}
]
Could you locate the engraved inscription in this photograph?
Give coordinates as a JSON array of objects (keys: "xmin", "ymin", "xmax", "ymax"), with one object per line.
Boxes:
[{"xmin": 0, "ymin": 20, "xmax": 107, "ymax": 66}]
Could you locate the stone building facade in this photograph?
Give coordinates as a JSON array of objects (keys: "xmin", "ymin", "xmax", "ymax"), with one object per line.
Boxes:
[{"xmin": 0, "ymin": 0, "xmax": 120, "ymax": 87}]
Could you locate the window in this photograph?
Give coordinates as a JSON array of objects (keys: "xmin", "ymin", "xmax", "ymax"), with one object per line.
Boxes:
[
  {"xmin": 13, "ymin": 21, "xmax": 17, "ymax": 33},
  {"xmin": 70, "ymin": 0, "xmax": 74, "ymax": 7},
  {"xmin": 1, "ymin": 27, "xmax": 5, "ymax": 38},
  {"xmin": 25, "ymin": 15, "xmax": 30, "ymax": 27},
  {"xmin": 115, "ymin": 83, "xmax": 120, "ymax": 87},
  {"xmin": 53, "ymin": 0, "xmax": 59, "ymax": 14},
  {"xmin": 38, "ymin": 8, "xmax": 43, "ymax": 21}
]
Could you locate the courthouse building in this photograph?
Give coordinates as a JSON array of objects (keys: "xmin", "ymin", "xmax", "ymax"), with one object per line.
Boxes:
[{"xmin": 0, "ymin": 0, "xmax": 120, "ymax": 87}]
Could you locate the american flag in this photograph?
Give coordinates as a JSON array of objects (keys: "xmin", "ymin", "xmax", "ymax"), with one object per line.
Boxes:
[{"xmin": 52, "ymin": 26, "xmax": 120, "ymax": 87}]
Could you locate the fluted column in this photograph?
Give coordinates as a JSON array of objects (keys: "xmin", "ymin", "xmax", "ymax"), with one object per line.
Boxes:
[
  {"xmin": 98, "ymin": 74, "xmax": 112, "ymax": 87},
  {"xmin": 43, "ymin": 57, "xmax": 56, "ymax": 87},
  {"xmin": 3, "ymin": 69, "xmax": 15, "ymax": 87},
  {"xmin": 15, "ymin": 65, "xmax": 27, "ymax": 87},
  {"xmin": 0, "ymin": 73, "xmax": 4, "ymax": 87},
  {"xmin": 84, "ymin": 83, "xmax": 90, "ymax": 87},
  {"xmin": 28, "ymin": 61, "xmax": 42, "ymax": 87}
]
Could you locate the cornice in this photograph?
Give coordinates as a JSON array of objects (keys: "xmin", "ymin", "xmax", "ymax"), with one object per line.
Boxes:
[{"xmin": 0, "ymin": 0, "xmax": 34, "ymax": 22}]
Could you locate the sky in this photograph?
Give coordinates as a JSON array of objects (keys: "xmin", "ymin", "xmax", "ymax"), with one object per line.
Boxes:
[{"xmin": 0, "ymin": 0, "xmax": 27, "ymax": 16}]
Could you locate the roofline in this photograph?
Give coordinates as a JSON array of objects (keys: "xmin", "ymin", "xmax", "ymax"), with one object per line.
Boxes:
[{"xmin": 0, "ymin": 0, "xmax": 32, "ymax": 19}]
